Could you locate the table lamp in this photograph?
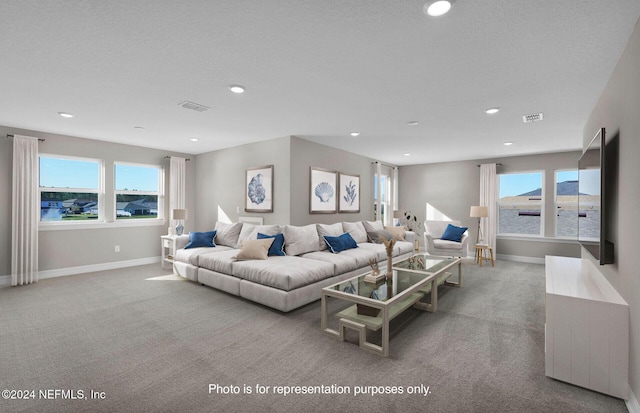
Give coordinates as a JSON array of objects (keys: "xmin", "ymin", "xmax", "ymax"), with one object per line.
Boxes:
[{"xmin": 172, "ymin": 209, "xmax": 188, "ymax": 236}]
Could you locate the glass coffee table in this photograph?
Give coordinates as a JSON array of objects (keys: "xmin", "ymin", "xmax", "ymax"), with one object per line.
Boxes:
[{"xmin": 321, "ymin": 255, "xmax": 461, "ymax": 357}]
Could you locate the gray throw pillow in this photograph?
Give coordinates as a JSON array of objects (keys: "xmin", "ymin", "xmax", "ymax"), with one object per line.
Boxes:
[
  {"xmin": 284, "ymin": 224, "xmax": 320, "ymax": 256},
  {"xmin": 342, "ymin": 221, "xmax": 367, "ymax": 243},
  {"xmin": 316, "ymin": 223, "xmax": 343, "ymax": 250},
  {"xmin": 366, "ymin": 229, "xmax": 393, "ymax": 244}
]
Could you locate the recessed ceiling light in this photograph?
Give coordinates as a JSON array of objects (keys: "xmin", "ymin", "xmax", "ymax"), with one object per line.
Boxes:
[
  {"xmin": 190, "ymin": 138, "xmax": 199, "ymax": 142},
  {"xmin": 350, "ymin": 132, "xmax": 360, "ymax": 137},
  {"xmin": 424, "ymin": 1, "xmax": 453, "ymax": 17},
  {"xmin": 58, "ymin": 112, "xmax": 74, "ymax": 118},
  {"xmin": 485, "ymin": 107, "xmax": 501, "ymax": 114},
  {"xmin": 407, "ymin": 121, "xmax": 419, "ymax": 126},
  {"xmin": 134, "ymin": 126, "xmax": 145, "ymax": 130},
  {"xmin": 228, "ymin": 85, "xmax": 245, "ymax": 94},
  {"xmin": 504, "ymin": 142, "xmax": 513, "ymax": 146},
  {"xmin": 404, "ymin": 153, "xmax": 411, "ymax": 156}
]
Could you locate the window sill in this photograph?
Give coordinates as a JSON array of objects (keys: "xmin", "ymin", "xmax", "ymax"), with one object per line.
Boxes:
[
  {"xmin": 39, "ymin": 219, "xmax": 167, "ymax": 231},
  {"xmin": 497, "ymin": 235, "xmax": 578, "ymax": 244}
]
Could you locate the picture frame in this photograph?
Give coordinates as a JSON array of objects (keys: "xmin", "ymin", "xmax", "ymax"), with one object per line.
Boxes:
[
  {"xmin": 245, "ymin": 165, "xmax": 273, "ymax": 212},
  {"xmin": 338, "ymin": 172, "xmax": 360, "ymax": 213},
  {"xmin": 310, "ymin": 167, "xmax": 337, "ymax": 213}
]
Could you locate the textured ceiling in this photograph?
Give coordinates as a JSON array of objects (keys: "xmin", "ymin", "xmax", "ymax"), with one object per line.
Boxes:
[{"xmin": 1, "ymin": 1, "xmax": 639, "ymax": 165}]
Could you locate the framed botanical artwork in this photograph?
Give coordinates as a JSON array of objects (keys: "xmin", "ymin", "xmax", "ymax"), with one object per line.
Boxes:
[
  {"xmin": 310, "ymin": 167, "xmax": 337, "ymax": 213},
  {"xmin": 245, "ymin": 165, "xmax": 273, "ymax": 212},
  {"xmin": 338, "ymin": 172, "xmax": 360, "ymax": 213}
]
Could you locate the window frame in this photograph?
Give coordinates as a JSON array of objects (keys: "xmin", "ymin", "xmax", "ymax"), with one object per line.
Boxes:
[
  {"xmin": 38, "ymin": 154, "xmax": 105, "ymax": 226},
  {"xmin": 113, "ymin": 161, "xmax": 165, "ymax": 222},
  {"xmin": 554, "ymin": 168, "xmax": 579, "ymax": 239},
  {"xmin": 497, "ymin": 170, "xmax": 545, "ymax": 238}
]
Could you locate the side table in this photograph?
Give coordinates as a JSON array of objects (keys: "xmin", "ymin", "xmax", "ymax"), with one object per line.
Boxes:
[
  {"xmin": 161, "ymin": 235, "xmax": 179, "ymax": 271},
  {"xmin": 474, "ymin": 244, "xmax": 494, "ymax": 267}
]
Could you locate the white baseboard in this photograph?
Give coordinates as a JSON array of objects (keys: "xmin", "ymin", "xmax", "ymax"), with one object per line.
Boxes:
[
  {"xmin": 0, "ymin": 256, "xmax": 161, "ymax": 286},
  {"xmin": 627, "ymin": 387, "xmax": 640, "ymax": 413},
  {"xmin": 496, "ymin": 254, "xmax": 545, "ymax": 265}
]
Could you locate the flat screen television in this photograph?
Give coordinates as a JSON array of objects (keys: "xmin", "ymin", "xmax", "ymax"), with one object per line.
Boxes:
[{"xmin": 578, "ymin": 127, "xmax": 614, "ymax": 264}]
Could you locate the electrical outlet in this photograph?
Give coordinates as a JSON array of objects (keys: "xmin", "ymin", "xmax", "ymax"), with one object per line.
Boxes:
[{"xmin": 114, "ymin": 245, "xmax": 120, "ymax": 252}]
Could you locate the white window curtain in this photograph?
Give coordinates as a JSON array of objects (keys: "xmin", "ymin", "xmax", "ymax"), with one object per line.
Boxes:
[
  {"xmin": 480, "ymin": 163, "xmax": 497, "ymax": 253},
  {"xmin": 11, "ymin": 135, "xmax": 39, "ymax": 286},
  {"xmin": 169, "ymin": 156, "xmax": 186, "ymax": 230}
]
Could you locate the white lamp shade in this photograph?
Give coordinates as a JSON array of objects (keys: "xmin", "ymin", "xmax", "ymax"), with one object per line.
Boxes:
[
  {"xmin": 172, "ymin": 209, "xmax": 188, "ymax": 220},
  {"xmin": 470, "ymin": 206, "xmax": 489, "ymax": 218}
]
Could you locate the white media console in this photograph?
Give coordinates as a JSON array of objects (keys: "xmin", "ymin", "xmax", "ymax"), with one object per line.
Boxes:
[{"xmin": 545, "ymin": 255, "xmax": 629, "ymax": 399}]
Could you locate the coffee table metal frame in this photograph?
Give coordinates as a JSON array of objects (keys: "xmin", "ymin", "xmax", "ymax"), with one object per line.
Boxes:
[{"xmin": 321, "ymin": 255, "xmax": 461, "ymax": 357}]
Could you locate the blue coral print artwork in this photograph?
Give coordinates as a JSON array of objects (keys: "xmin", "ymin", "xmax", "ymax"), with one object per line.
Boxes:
[
  {"xmin": 245, "ymin": 166, "xmax": 273, "ymax": 212},
  {"xmin": 339, "ymin": 173, "xmax": 360, "ymax": 212}
]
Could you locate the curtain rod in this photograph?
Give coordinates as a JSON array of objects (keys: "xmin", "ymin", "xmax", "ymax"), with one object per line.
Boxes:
[
  {"xmin": 5, "ymin": 134, "xmax": 45, "ymax": 142},
  {"xmin": 477, "ymin": 163, "xmax": 503, "ymax": 167},
  {"xmin": 371, "ymin": 161, "xmax": 397, "ymax": 168},
  {"xmin": 164, "ymin": 156, "xmax": 191, "ymax": 161}
]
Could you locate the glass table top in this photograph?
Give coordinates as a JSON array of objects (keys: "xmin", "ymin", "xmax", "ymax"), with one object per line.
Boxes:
[{"xmin": 326, "ymin": 255, "xmax": 458, "ymax": 303}]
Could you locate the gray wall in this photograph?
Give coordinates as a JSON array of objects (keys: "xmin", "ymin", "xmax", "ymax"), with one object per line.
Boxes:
[
  {"xmin": 0, "ymin": 125, "xmax": 195, "ymax": 274},
  {"xmin": 399, "ymin": 151, "xmax": 581, "ymax": 260},
  {"xmin": 583, "ymin": 17, "xmax": 640, "ymax": 404},
  {"xmin": 289, "ymin": 136, "xmax": 375, "ymax": 225},
  {"xmin": 194, "ymin": 136, "xmax": 291, "ymax": 228}
]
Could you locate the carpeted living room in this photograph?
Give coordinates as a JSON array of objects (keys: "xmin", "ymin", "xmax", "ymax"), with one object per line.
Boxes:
[
  {"xmin": 0, "ymin": 260, "xmax": 629, "ymax": 412},
  {"xmin": 2, "ymin": 2, "xmax": 640, "ymax": 413}
]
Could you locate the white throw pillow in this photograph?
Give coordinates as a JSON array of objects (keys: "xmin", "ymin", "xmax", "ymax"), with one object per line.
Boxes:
[
  {"xmin": 362, "ymin": 220, "xmax": 384, "ymax": 233},
  {"xmin": 342, "ymin": 221, "xmax": 367, "ymax": 244},
  {"xmin": 316, "ymin": 223, "xmax": 344, "ymax": 250},
  {"xmin": 384, "ymin": 225, "xmax": 406, "ymax": 241},
  {"xmin": 284, "ymin": 224, "xmax": 321, "ymax": 256},
  {"xmin": 235, "ymin": 224, "xmax": 282, "ymax": 248},
  {"xmin": 214, "ymin": 222, "xmax": 243, "ymax": 247}
]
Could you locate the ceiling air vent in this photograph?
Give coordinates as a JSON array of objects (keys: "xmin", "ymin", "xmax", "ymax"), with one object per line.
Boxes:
[
  {"xmin": 522, "ymin": 112, "xmax": 544, "ymax": 123},
  {"xmin": 178, "ymin": 101, "xmax": 210, "ymax": 112}
]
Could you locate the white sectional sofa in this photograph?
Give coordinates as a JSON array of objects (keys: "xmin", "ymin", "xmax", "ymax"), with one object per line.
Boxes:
[{"xmin": 173, "ymin": 220, "xmax": 416, "ymax": 312}]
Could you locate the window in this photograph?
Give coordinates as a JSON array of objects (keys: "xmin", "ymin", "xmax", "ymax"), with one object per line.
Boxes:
[
  {"xmin": 555, "ymin": 170, "xmax": 578, "ymax": 238},
  {"xmin": 39, "ymin": 155, "xmax": 103, "ymax": 222},
  {"xmin": 115, "ymin": 163, "xmax": 163, "ymax": 220},
  {"xmin": 498, "ymin": 172, "xmax": 544, "ymax": 236}
]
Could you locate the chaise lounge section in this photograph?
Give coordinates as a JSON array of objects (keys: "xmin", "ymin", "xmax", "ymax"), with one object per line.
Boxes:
[{"xmin": 173, "ymin": 220, "xmax": 416, "ymax": 312}]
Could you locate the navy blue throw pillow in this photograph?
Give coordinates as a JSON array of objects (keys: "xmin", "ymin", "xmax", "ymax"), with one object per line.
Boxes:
[
  {"xmin": 257, "ymin": 232, "xmax": 286, "ymax": 256},
  {"xmin": 184, "ymin": 230, "xmax": 217, "ymax": 249},
  {"xmin": 323, "ymin": 232, "xmax": 358, "ymax": 254},
  {"xmin": 440, "ymin": 224, "xmax": 467, "ymax": 243}
]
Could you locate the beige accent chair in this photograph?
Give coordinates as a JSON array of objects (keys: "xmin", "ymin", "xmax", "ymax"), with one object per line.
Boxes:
[{"xmin": 423, "ymin": 220, "xmax": 469, "ymax": 257}]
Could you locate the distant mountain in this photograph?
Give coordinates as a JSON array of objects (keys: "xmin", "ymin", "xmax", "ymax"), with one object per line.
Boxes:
[{"xmin": 518, "ymin": 180, "xmax": 582, "ymax": 197}]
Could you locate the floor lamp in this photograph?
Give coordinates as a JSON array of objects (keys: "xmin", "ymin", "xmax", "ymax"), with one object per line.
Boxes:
[{"xmin": 470, "ymin": 206, "xmax": 489, "ymax": 245}]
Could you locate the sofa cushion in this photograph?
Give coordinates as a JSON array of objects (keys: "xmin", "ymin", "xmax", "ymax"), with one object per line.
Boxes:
[
  {"xmin": 300, "ymin": 251, "xmax": 359, "ymax": 275},
  {"xmin": 236, "ymin": 224, "xmax": 282, "ymax": 248},
  {"xmin": 342, "ymin": 221, "xmax": 367, "ymax": 243},
  {"xmin": 185, "ymin": 230, "xmax": 217, "ymax": 249},
  {"xmin": 316, "ymin": 223, "xmax": 344, "ymax": 251},
  {"xmin": 257, "ymin": 232, "xmax": 286, "ymax": 256},
  {"xmin": 197, "ymin": 249, "xmax": 239, "ymax": 273},
  {"xmin": 384, "ymin": 225, "xmax": 406, "ymax": 241},
  {"xmin": 214, "ymin": 222, "xmax": 243, "ymax": 247},
  {"xmin": 434, "ymin": 239, "xmax": 465, "ymax": 250},
  {"xmin": 232, "ymin": 256, "xmax": 334, "ymax": 291},
  {"xmin": 323, "ymin": 232, "xmax": 358, "ymax": 253},
  {"xmin": 356, "ymin": 242, "xmax": 388, "ymax": 262},
  {"xmin": 284, "ymin": 224, "xmax": 320, "ymax": 256},
  {"xmin": 175, "ymin": 244, "xmax": 233, "ymax": 266},
  {"xmin": 441, "ymin": 224, "xmax": 468, "ymax": 242},
  {"xmin": 235, "ymin": 238, "xmax": 274, "ymax": 261}
]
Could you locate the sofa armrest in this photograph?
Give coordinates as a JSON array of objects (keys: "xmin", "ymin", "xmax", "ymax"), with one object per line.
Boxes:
[
  {"xmin": 404, "ymin": 231, "xmax": 417, "ymax": 244},
  {"xmin": 175, "ymin": 235, "xmax": 190, "ymax": 250}
]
